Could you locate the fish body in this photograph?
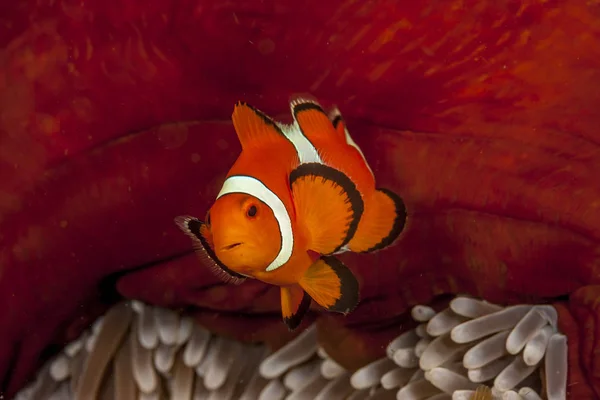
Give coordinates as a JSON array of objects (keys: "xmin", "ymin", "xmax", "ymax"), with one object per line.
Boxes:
[{"xmin": 176, "ymin": 97, "xmax": 407, "ymax": 329}]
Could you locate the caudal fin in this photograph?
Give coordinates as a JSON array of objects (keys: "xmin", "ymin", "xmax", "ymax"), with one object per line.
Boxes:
[
  {"xmin": 346, "ymin": 188, "xmax": 407, "ymax": 253},
  {"xmin": 280, "ymin": 285, "xmax": 312, "ymax": 331},
  {"xmin": 298, "ymin": 256, "xmax": 360, "ymax": 314}
]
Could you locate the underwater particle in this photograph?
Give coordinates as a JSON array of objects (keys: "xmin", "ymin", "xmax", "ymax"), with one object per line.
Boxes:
[
  {"xmin": 156, "ymin": 123, "xmax": 189, "ymax": 150},
  {"xmin": 257, "ymin": 38, "xmax": 276, "ymax": 55},
  {"xmin": 215, "ymin": 138, "xmax": 229, "ymax": 150},
  {"xmin": 37, "ymin": 113, "xmax": 60, "ymax": 136}
]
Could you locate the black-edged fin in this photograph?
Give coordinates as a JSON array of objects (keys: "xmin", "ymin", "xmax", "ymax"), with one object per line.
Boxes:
[
  {"xmin": 346, "ymin": 188, "xmax": 407, "ymax": 253},
  {"xmin": 290, "ymin": 97, "xmax": 340, "ymax": 141},
  {"xmin": 280, "ymin": 285, "xmax": 312, "ymax": 331},
  {"xmin": 329, "ymin": 105, "xmax": 375, "ymax": 178},
  {"xmin": 328, "ymin": 105, "xmax": 347, "ymax": 140},
  {"xmin": 290, "ymin": 163, "xmax": 364, "ymax": 255},
  {"xmin": 298, "ymin": 255, "xmax": 360, "ymax": 314},
  {"xmin": 231, "ymin": 101, "xmax": 286, "ymax": 150},
  {"xmin": 174, "ymin": 215, "xmax": 247, "ymax": 285}
]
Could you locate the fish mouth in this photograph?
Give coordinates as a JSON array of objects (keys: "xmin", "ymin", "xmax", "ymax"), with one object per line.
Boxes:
[{"xmin": 222, "ymin": 242, "xmax": 243, "ymax": 251}]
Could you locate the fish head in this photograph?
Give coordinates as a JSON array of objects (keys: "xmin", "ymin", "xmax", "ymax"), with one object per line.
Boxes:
[{"xmin": 208, "ymin": 192, "xmax": 281, "ymax": 274}]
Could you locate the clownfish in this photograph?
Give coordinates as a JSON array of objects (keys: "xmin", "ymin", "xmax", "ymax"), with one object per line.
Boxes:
[
  {"xmin": 175, "ymin": 97, "xmax": 407, "ymax": 330},
  {"xmin": 470, "ymin": 385, "xmax": 493, "ymax": 400}
]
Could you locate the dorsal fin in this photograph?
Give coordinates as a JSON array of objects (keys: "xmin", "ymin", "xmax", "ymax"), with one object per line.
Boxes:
[
  {"xmin": 328, "ymin": 105, "xmax": 375, "ymax": 178},
  {"xmin": 289, "ymin": 97, "xmax": 340, "ymax": 142},
  {"xmin": 328, "ymin": 106, "xmax": 348, "ymax": 140},
  {"xmin": 231, "ymin": 101, "xmax": 286, "ymax": 149}
]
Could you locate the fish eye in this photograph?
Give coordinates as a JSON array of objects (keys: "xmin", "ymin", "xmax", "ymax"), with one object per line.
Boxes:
[{"xmin": 246, "ymin": 205, "xmax": 257, "ymax": 218}]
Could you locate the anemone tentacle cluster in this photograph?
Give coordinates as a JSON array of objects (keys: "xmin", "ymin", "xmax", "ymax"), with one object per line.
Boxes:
[
  {"xmin": 14, "ymin": 297, "xmax": 567, "ymax": 400},
  {"xmin": 340, "ymin": 297, "xmax": 567, "ymax": 400}
]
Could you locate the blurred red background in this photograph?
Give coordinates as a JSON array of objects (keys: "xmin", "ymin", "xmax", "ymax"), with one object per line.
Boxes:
[{"xmin": 1, "ymin": 0, "xmax": 599, "ymax": 397}]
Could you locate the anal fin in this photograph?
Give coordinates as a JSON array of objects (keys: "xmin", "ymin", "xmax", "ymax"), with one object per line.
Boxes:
[
  {"xmin": 346, "ymin": 188, "xmax": 407, "ymax": 253},
  {"xmin": 298, "ymin": 256, "xmax": 359, "ymax": 314},
  {"xmin": 290, "ymin": 163, "xmax": 364, "ymax": 255},
  {"xmin": 280, "ymin": 285, "xmax": 311, "ymax": 330}
]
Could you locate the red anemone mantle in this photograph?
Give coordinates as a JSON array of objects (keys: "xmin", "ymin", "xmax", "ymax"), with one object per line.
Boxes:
[{"xmin": 1, "ymin": 0, "xmax": 599, "ymax": 398}]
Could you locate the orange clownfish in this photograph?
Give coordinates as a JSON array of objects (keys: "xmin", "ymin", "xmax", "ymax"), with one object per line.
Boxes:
[
  {"xmin": 470, "ymin": 386, "xmax": 493, "ymax": 400},
  {"xmin": 175, "ymin": 97, "xmax": 407, "ymax": 330}
]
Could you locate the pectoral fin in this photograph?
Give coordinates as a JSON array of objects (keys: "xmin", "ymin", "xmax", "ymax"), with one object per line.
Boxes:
[
  {"xmin": 298, "ymin": 256, "xmax": 360, "ymax": 314},
  {"xmin": 174, "ymin": 215, "xmax": 247, "ymax": 284}
]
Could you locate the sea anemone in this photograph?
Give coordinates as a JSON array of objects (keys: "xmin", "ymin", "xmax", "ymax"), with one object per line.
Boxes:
[
  {"xmin": 1, "ymin": 1, "xmax": 599, "ymax": 399},
  {"xmin": 16, "ymin": 296, "xmax": 567, "ymax": 399}
]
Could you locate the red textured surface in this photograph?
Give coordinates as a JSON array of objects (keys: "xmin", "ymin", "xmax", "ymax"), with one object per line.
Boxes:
[{"xmin": 1, "ymin": 0, "xmax": 600, "ymax": 397}]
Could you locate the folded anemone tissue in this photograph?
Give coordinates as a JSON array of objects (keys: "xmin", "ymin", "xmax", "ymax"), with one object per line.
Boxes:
[{"xmin": 1, "ymin": 1, "xmax": 600, "ymax": 400}]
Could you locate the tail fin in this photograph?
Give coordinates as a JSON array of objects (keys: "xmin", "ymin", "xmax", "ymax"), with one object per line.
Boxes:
[{"xmin": 346, "ymin": 188, "xmax": 407, "ymax": 253}]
